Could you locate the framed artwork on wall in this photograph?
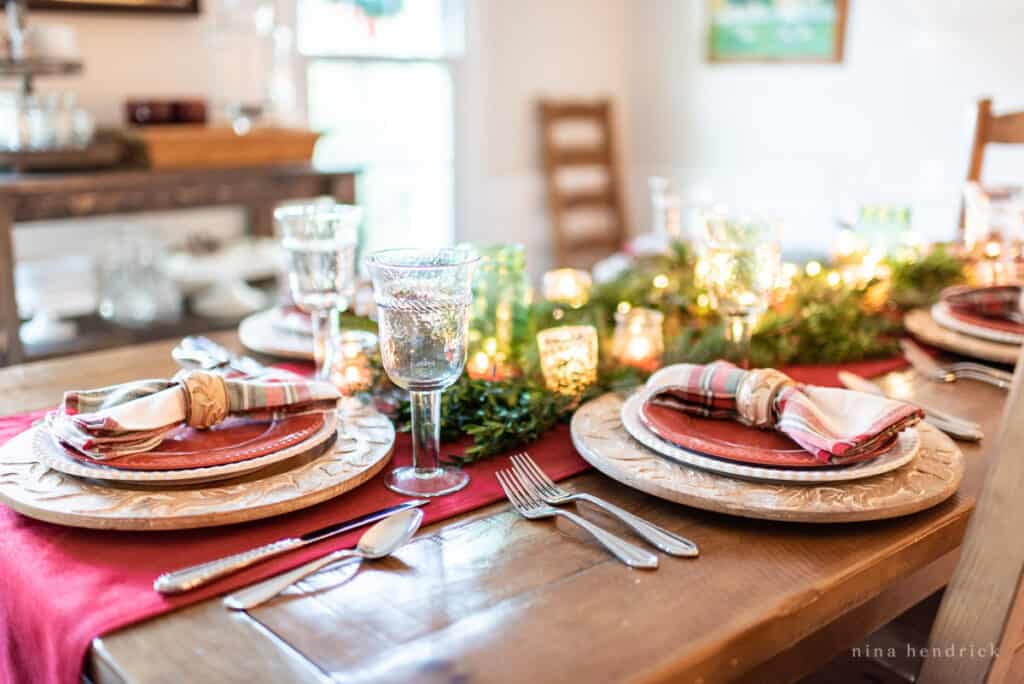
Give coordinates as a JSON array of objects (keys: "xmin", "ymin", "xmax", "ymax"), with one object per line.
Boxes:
[
  {"xmin": 28, "ymin": 0, "xmax": 198, "ymax": 12},
  {"xmin": 708, "ymin": 0, "xmax": 848, "ymax": 63}
]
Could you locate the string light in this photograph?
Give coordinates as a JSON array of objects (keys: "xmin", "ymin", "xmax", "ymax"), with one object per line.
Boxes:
[{"xmin": 805, "ymin": 261, "xmax": 822, "ymax": 277}]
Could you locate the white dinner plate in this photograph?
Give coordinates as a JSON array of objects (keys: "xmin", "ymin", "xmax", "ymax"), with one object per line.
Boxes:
[
  {"xmin": 619, "ymin": 391, "xmax": 920, "ymax": 484},
  {"xmin": 239, "ymin": 308, "xmax": 314, "ymax": 360},
  {"xmin": 931, "ymin": 301, "xmax": 1024, "ymax": 345}
]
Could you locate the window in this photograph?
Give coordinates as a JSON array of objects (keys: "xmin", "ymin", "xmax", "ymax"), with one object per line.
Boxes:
[{"xmin": 297, "ymin": 0, "xmax": 463, "ymax": 257}]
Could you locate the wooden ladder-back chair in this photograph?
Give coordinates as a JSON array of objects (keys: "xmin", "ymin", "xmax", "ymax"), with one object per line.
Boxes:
[
  {"xmin": 538, "ymin": 99, "xmax": 627, "ymax": 269},
  {"xmin": 962, "ymin": 97, "xmax": 1024, "ymax": 233},
  {"xmin": 918, "ymin": 348, "xmax": 1024, "ymax": 683}
]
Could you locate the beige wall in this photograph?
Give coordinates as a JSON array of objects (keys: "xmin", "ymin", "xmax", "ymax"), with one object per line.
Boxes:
[
  {"xmin": 30, "ymin": 11, "xmax": 212, "ymax": 126},
  {"xmin": 623, "ymin": 0, "xmax": 1024, "ymax": 254}
]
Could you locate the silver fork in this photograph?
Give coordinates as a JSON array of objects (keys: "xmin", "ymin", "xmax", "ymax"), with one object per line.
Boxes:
[
  {"xmin": 510, "ymin": 453, "xmax": 698, "ymax": 557},
  {"xmin": 901, "ymin": 340, "xmax": 1013, "ymax": 390},
  {"xmin": 495, "ymin": 470, "xmax": 658, "ymax": 569}
]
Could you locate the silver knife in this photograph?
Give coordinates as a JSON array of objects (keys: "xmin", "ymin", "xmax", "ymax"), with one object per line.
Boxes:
[
  {"xmin": 153, "ymin": 499, "xmax": 428, "ymax": 594},
  {"xmin": 837, "ymin": 371, "xmax": 984, "ymax": 442}
]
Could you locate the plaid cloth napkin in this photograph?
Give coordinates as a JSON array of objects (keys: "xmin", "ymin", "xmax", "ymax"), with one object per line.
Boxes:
[
  {"xmin": 48, "ymin": 369, "xmax": 340, "ymax": 460},
  {"xmin": 943, "ymin": 285, "xmax": 1024, "ymax": 323},
  {"xmin": 643, "ymin": 362, "xmax": 923, "ymax": 464}
]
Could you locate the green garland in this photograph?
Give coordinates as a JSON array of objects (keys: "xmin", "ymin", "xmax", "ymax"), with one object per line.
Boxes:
[
  {"xmin": 384, "ymin": 241, "xmax": 967, "ymax": 464},
  {"xmin": 887, "ymin": 245, "xmax": 965, "ymax": 310}
]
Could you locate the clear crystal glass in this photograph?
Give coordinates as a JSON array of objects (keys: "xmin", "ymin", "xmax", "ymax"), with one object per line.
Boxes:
[
  {"xmin": 700, "ymin": 211, "xmax": 781, "ymax": 367},
  {"xmin": 276, "ymin": 202, "xmax": 361, "ymax": 379},
  {"xmin": 365, "ymin": 247, "xmax": 478, "ymax": 497}
]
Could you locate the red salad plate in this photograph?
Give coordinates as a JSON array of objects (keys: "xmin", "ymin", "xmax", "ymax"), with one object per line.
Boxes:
[
  {"xmin": 64, "ymin": 413, "xmax": 326, "ymax": 471},
  {"xmin": 640, "ymin": 401, "xmax": 893, "ymax": 469}
]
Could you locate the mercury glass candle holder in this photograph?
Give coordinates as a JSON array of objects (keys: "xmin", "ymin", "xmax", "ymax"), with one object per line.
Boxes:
[
  {"xmin": 329, "ymin": 329, "xmax": 379, "ymax": 397},
  {"xmin": 537, "ymin": 325, "xmax": 599, "ymax": 397},
  {"xmin": 542, "ymin": 268, "xmax": 592, "ymax": 309},
  {"xmin": 612, "ymin": 307, "xmax": 664, "ymax": 372}
]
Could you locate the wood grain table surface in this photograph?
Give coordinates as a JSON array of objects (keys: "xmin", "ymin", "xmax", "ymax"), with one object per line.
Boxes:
[{"xmin": 0, "ymin": 333, "xmax": 1006, "ymax": 684}]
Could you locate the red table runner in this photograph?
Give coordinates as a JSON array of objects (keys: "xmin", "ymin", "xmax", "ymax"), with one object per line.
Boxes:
[{"xmin": 0, "ymin": 356, "xmax": 906, "ymax": 684}]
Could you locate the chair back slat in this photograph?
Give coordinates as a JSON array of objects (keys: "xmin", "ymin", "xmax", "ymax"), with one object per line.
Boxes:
[{"xmin": 962, "ymin": 98, "xmax": 1024, "ymax": 232}]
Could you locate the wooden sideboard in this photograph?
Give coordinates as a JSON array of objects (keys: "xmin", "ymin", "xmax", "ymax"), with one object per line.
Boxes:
[{"xmin": 0, "ymin": 164, "xmax": 359, "ymax": 365}]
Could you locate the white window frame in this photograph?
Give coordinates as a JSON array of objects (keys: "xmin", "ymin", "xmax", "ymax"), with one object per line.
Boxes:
[{"xmin": 282, "ymin": 0, "xmax": 473, "ymax": 246}]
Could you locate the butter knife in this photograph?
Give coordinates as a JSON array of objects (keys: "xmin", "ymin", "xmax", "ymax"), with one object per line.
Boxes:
[
  {"xmin": 154, "ymin": 499, "xmax": 428, "ymax": 594},
  {"xmin": 837, "ymin": 371, "xmax": 983, "ymax": 442}
]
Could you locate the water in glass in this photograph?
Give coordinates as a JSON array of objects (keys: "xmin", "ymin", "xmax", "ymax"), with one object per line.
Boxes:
[
  {"xmin": 376, "ymin": 292, "xmax": 470, "ymax": 392},
  {"xmin": 283, "ymin": 236, "xmax": 356, "ymax": 312}
]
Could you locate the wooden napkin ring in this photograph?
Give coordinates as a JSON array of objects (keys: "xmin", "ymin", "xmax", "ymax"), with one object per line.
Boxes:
[
  {"xmin": 180, "ymin": 370, "xmax": 230, "ymax": 430},
  {"xmin": 735, "ymin": 368, "xmax": 793, "ymax": 428}
]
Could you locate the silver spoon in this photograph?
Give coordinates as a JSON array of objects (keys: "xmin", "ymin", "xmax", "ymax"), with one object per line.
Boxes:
[{"xmin": 223, "ymin": 508, "xmax": 424, "ymax": 611}]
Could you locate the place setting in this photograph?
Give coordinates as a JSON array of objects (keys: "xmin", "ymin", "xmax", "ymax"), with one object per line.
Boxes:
[
  {"xmin": 0, "ymin": 200, "xmax": 399, "ymax": 532},
  {"xmin": 905, "ymin": 284, "xmax": 1023, "ymax": 366}
]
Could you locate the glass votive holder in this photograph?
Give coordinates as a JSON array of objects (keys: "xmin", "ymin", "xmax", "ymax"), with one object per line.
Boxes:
[
  {"xmin": 329, "ymin": 330, "xmax": 379, "ymax": 398},
  {"xmin": 542, "ymin": 268, "xmax": 592, "ymax": 308},
  {"xmin": 537, "ymin": 325, "xmax": 599, "ymax": 397},
  {"xmin": 612, "ymin": 307, "xmax": 664, "ymax": 372}
]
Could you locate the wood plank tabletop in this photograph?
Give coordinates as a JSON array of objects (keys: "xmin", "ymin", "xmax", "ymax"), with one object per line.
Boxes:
[{"xmin": 0, "ymin": 334, "xmax": 1005, "ymax": 684}]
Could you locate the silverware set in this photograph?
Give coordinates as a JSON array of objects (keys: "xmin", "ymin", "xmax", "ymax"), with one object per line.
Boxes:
[
  {"xmin": 157, "ymin": 451, "xmax": 694, "ymax": 609},
  {"xmin": 497, "ymin": 452, "xmax": 698, "ymax": 568},
  {"xmin": 901, "ymin": 339, "xmax": 1013, "ymax": 390},
  {"xmin": 172, "ymin": 335, "xmax": 267, "ymax": 376},
  {"xmin": 224, "ymin": 508, "xmax": 424, "ymax": 611},
  {"xmin": 154, "ymin": 499, "xmax": 427, "ymax": 595}
]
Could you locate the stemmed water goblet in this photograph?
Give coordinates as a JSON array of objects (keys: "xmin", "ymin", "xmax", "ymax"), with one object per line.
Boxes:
[
  {"xmin": 700, "ymin": 210, "xmax": 781, "ymax": 368},
  {"xmin": 365, "ymin": 248, "xmax": 479, "ymax": 497},
  {"xmin": 276, "ymin": 202, "xmax": 362, "ymax": 380}
]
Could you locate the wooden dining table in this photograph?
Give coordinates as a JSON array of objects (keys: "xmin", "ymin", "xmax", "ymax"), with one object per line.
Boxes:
[{"xmin": 0, "ymin": 332, "xmax": 1006, "ymax": 684}]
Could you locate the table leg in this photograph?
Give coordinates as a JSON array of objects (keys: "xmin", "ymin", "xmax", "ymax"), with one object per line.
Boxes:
[
  {"xmin": 249, "ymin": 201, "xmax": 276, "ymax": 238},
  {"xmin": 0, "ymin": 199, "xmax": 23, "ymax": 365}
]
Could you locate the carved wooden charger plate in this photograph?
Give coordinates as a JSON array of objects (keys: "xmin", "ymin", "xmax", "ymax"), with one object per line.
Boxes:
[
  {"xmin": 571, "ymin": 393, "xmax": 965, "ymax": 523},
  {"xmin": 0, "ymin": 406, "xmax": 395, "ymax": 531},
  {"xmin": 905, "ymin": 308, "xmax": 1019, "ymax": 364}
]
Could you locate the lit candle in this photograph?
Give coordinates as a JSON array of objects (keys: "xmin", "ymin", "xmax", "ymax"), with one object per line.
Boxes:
[
  {"xmin": 329, "ymin": 330, "xmax": 378, "ymax": 396},
  {"xmin": 542, "ymin": 269, "xmax": 592, "ymax": 308},
  {"xmin": 537, "ymin": 325, "xmax": 599, "ymax": 397},
  {"xmin": 466, "ymin": 336, "xmax": 510, "ymax": 381},
  {"xmin": 612, "ymin": 308, "xmax": 663, "ymax": 372}
]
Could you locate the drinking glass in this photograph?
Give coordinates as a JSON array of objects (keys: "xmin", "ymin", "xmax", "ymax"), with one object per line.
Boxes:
[
  {"xmin": 365, "ymin": 248, "xmax": 478, "ymax": 497},
  {"xmin": 700, "ymin": 211, "xmax": 781, "ymax": 367},
  {"xmin": 276, "ymin": 202, "xmax": 361, "ymax": 379}
]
